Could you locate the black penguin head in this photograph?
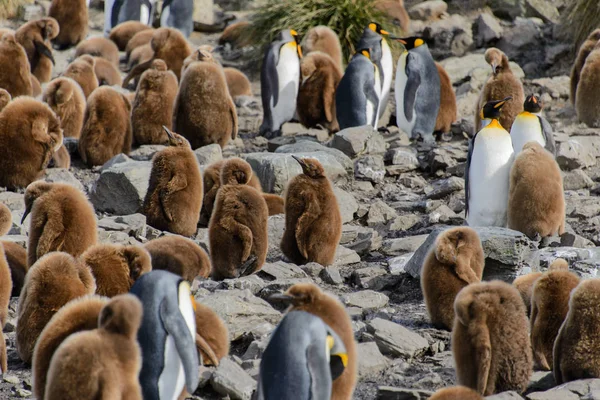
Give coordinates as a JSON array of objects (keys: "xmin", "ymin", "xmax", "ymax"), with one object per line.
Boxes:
[
  {"xmin": 368, "ymin": 22, "xmax": 389, "ymax": 36},
  {"xmin": 289, "ymin": 29, "xmax": 303, "ymax": 58},
  {"xmin": 523, "ymin": 95, "xmax": 542, "ymax": 113},
  {"xmin": 480, "ymin": 97, "xmax": 512, "ymax": 121},
  {"xmin": 396, "ymin": 36, "xmax": 425, "ymax": 51}
]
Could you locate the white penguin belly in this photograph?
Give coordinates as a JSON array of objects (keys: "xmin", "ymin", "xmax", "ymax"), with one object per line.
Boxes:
[
  {"xmin": 103, "ymin": 0, "xmax": 116, "ymax": 36},
  {"xmin": 510, "ymin": 113, "xmax": 545, "ymax": 154},
  {"xmin": 369, "ymin": 67, "xmax": 382, "ymax": 129},
  {"xmin": 141, "ymin": 4, "xmax": 151, "ymax": 25},
  {"xmin": 159, "ymin": 336, "xmax": 186, "ymax": 400},
  {"xmin": 379, "ymin": 40, "xmax": 393, "ymax": 119},
  {"xmin": 395, "ymin": 52, "xmax": 416, "ymax": 135},
  {"xmin": 159, "ymin": 4, "xmax": 169, "ymax": 27},
  {"xmin": 467, "ymin": 130, "xmax": 514, "ymax": 227},
  {"xmin": 271, "ymin": 44, "xmax": 300, "ymax": 129}
]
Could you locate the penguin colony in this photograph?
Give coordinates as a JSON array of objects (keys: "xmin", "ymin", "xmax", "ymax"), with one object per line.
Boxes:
[{"xmin": 1, "ymin": 3, "xmax": 599, "ymax": 399}]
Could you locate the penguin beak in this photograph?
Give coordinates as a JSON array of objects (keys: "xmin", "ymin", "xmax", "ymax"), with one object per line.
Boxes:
[
  {"xmin": 297, "ymin": 44, "xmax": 303, "ymax": 59},
  {"xmin": 380, "ymin": 29, "xmax": 389, "ymax": 35},
  {"xmin": 291, "ymin": 155, "xmax": 307, "ymax": 168},
  {"xmin": 21, "ymin": 206, "xmax": 31, "ymax": 224},
  {"xmin": 494, "ymin": 96, "xmax": 513, "ymax": 109},
  {"xmin": 532, "ymin": 96, "xmax": 538, "ymax": 104},
  {"xmin": 491, "ymin": 63, "xmax": 498, "ymax": 75}
]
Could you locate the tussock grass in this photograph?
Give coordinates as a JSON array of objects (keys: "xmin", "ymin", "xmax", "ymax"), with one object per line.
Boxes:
[
  {"xmin": 0, "ymin": 0, "xmax": 33, "ymax": 20},
  {"xmin": 560, "ymin": 0, "xmax": 600, "ymax": 51}
]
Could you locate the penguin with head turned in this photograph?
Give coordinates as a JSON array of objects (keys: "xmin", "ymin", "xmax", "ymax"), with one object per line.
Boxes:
[
  {"xmin": 465, "ymin": 97, "xmax": 514, "ymax": 228},
  {"xmin": 335, "ymin": 48, "xmax": 381, "ymax": 130},
  {"xmin": 510, "ymin": 94, "xmax": 555, "ymax": 156},
  {"xmin": 259, "ymin": 29, "xmax": 302, "ymax": 138},
  {"xmin": 394, "ymin": 36, "xmax": 440, "ymax": 144}
]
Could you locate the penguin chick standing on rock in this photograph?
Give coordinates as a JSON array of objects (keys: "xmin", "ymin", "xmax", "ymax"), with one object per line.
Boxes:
[
  {"xmin": 302, "ymin": 25, "xmax": 343, "ymax": 71},
  {"xmin": 394, "ymin": 36, "xmax": 440, "ymax": 143},
  {"xmin": 452, "ymin": 280, "xmax": 532, "ymax": 395},
  {"xmin": 23, "ymin": 181, "xmax": 98, "ymax": 267},
  {"xmin": 109, "ymin": 20, "xmax": 152, "ymax": 50},
  {"xmin": 507, "ymin": 142, "xmax": 565, "ymax": 239},
  {"xmin": 576, "ymin": 41, "xmax": 600, "ymax": 127},
  {"xmin": 42, "ymin": 77, "xmax": 86, "ymax": 139},
  {"xmin": 465, "ymin": 97, "xmax": 514, "ymax": 227},
  {"xmin": 421, "ymin": 227, "xmax": 485, "ymax": 330},
  {"xmin": 79, "ymin": 86, "xmax": 133, "ymax": 167},
  {"xmin": 0, "ymin": 32, "xmax": 33, "ymax": 98},
  {"xmin": 336, "ymin": 48, "xmax": 381, "ymax": 130},
  {"xmin": 435, "ymin": 62, "xmax": 457, "ymax": 137},
  {"xmin": 259, "ymin": 29, "xmax": 302, "ymax": 138},
  {"xmin": 143, "ymin": 127, "xmax": 203, "ymax": 236},
  {"xmin": 44, "ymin": 294, "xmax": 143, "ymax": 400},
  {"xmin": 281, "ymin": 157, "xmax": 341, "ymax": 266},
  {"xmin": 62, "ymin": 55, "xmax": 98, "ymax": 98},
  {"xmin": 15, "ymin": 18, "xmax": 59, "ymax": 84},
  {"xmin": 48, "ymin": 0, "xmax": 88, "ymax": 49},
  {"xmin": 125, "ymin": 29, "xmax": 155, "ymax": 61},
  {"xmin": 512, "ymin": 258, "xmax": 569, "ymax": 315},
  {"xmin": 571, "ymin": 29, "xmax": 600, "ymax": 105},
  {"xmin": 145, "ymin": 236, "xmax": 211, "ymax": 281},
  {"xmin": 510, "ymin": 95, "xmax": 555, "ymax": 155},
  {"xmin": 476, "ymin": 48, "xmax": 524, "ymax": 131},
  {"xmin": 257, "ymin": 311, "xmax": 347, "ymax": 400}
]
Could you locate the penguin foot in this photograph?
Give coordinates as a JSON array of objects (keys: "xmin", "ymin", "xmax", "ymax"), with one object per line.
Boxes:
[
  {"xmin": 239, "ymin": 255, "xmax": 258, "ymax": 277},
  {"xmin": 263, "ymin": 130, "xmax": 282, "ymax": 140}
]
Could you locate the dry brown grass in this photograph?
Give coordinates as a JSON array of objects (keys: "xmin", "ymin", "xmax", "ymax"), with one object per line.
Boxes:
[{"xmin": 0, "ymin": 0, "xmax": 34, "ymax": 21}]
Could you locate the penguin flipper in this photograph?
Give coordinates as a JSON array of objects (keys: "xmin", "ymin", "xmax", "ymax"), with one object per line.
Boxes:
[
  {"xmin": 363, "ymin": 74, "xmax": 379, "ymax": 128},
  {"xmin": 464, "ymin": 134, "xmax": 477, "ymax": 219},
  {"xmin": 264, "ymin": 43, "xmax": 280, "ymax": 107},
  {"xmin": 195, "ymin": 333, "xmax": 220, "ymax": 366},
  {"xmin": 34, "ymin": 41, "xmax": 55, "ymax": 65},
  {"xmin": 159, "ymin": 299, "xmax": 200, "ymax": 394},
  {"xmin": 403, "ymin": 52, "xmax": 422, "ymax": 122},
  {"xmin": 295, "ymin": 192, "xmax": 321, "ymax": 259},
  {"xmin": 37, "ymin": 218, "xmax": 65, "ymax": 259},
  {"xmin": 306, "ymin": 338, "xmax": 333, "ymax": 399},
  {"xmin": 219, "ymin": 215, "xmax": 253, "ymax": 261},
  {"xmin": 111, "ymin": 0, "xmax": 125, "ymax": 29},
  {"xmin": 539, "ymin": 116, "xmax": 556, "ymax": 156}
]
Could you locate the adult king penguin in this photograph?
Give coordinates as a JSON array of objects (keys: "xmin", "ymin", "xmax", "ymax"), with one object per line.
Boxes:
[
  {"xmin": 394, "ymin": 36, "xmax": 440, "ymax": 143},
  {"xmin": 335, "ymin": 48, "xmax": 381, "ymax": 130},
  {"xmin": 357, "ymin": 22, "xmax": 393, "ymax": 119},
  {"xmin": 510, "ymin": 94, "xmax": 555, "ymax": 156},
  {"xmin": 160, "ymin": 0, "xmax": 194, "ymax": 37},
  {"xmin": 104, "ymin": 0, "xmax": 155, "ymax": 36},
  {"xmin": 259, "ymin": 29, "xmax": 302, "ymax": 138},
  {"xmin": 466, "ymin": 97, "xmax": 514, "ymax": 228},
  {"xmin": 129, "ymin": 270, "xmax": 199, "ymax": 400}
]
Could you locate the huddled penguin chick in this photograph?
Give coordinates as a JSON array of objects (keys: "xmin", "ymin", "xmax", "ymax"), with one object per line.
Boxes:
[
  {"xmin": 259, "ymin": 29, "xmax": 302, "ymax": 138},
  {"xmin": 429, "ymin": 386, "xmax": 483, "ymax": 400},
  {"xmin": 302, "ymin": 25, "xmax": 343, "ymax": 70},
  {"xmin": 434, "ymin": 62, "xmax": 457, "ymax": 136},
  {"xmin": 571, "ymin": 29, "xmax": 600, "ymax": 104},
  {"xmin": 476, "ymin": 48, "xmax": 524, "ymax": 131},
  {"xmin": 0, "ymin": 32, "xmax": 33, "ymax": 98},
  {"xmin": 421, "ymin": 227, "xmax": 485, "ymax": 330},
  {"xmin": 218, "ymin": 21, "xmax": 252, "ymax": 49},
  {"xmin": 80, "ymin": 244, "xmax": 152, "ymax": 298},
  {"xmin": 465, "ymin": 98, "xmax": 514, "ymax": 227},
  {"xmin": 554, "ymin": 279, "xmax": 600, "ymax": 384},
  {"xmin": 125, "ymin": 29, "xmax": 155, "ymax": 61},
  {"xmin": 32, "ymin": 295, "xmax": 109, "ymax": 400},
  {"xmin": 297, "ymin": 51, "xmax": 342, "ymax": 132},
  {"xmin": 530, "ymin": 268, "xmax": 580, "ymax": 371},
  {"xmin": 0, "ymin": 203, "xmax": 11, "ymax": 236},
  {"xmin": 44, "ymin": 294, "xmax": 143, "ymax": 400},
  {"xmin": 15, "ymin": 17, "xmax": 59, "ymax": 84},
  {"xmin": 75, "ymin": 36, "xmax": 120, "ymax": 66},
  {"xmin": 452, "ymin": 280, "xmax": 532, "ymax": 395},
  {"xmin": 272, "ymin": 283, "xmax": 357, "ymax": 400},
  {"xmin": 0, "ymin": 88, "xmax": 10, "ymax": 111},
  {"xmin": 257, "ymin": 311, "xmax": 347, "ymax": 400},
  {"xmin": 0, "ymin": 243, "xmax": 12, "ymax": 373},
  {"xmin": 3, "ymin": 242, "xmax": 27, "ymax": 297},
  {"xmin": 193, "ymin": 302, "xmax": 229, "ymax": 366},
  {"xmin": 23, "ymin": 181, "xmax": 98, "ymax": 266},
  {"xmin": 359, "ymin": 23, "xmax": 393, "ymax": 120},
  {"xmin": 129, "ymin": 271, "xmax": 200, "ymax": 400},
  {"xmin": 336, "ymin": 48, "xmax": 381, "ymax": 130},
  {"xmin": 281, "ymin": 157, "xmax": 342, "ymax": 266},
  {"xmin": 127, "ymin": 43, "xmax": 153, "ymax": 74},
  {"xmin": 43, "ymin": 77, "xmax": 86, "ymax": 139},
  {"xmin": 31, "ymin": 75, "xmax": 43, "ymax": 97},
  {"xmin": 132, "ymin": 59, "xmax": 179, "ymax": 145},
  {"xmin": 512, "ymin": 258, "xmax": 569, "ymax": 315},
  {"xmin": 143, "ymin": 127, "xmax": 202, "ymax": 236},
  {"xmin": 576, "ymin": 41, "xmax": 600, "ymax": 127},
  {"xmin": 0, "ymin": 98, "xmax": 62, "ymax": 190},
  {"xmin": 180, "ymin": 47, "xmax": 218, "ymax": 77},
  {"xmin": 62, "ymin": 55, "xmax": 98, "ymax": 98},
  {"xmin": 50, "ymin": 144, "xmax": 71, "ymax": 169},
  {"xmin": 48, "ymin": 0, "xmax": 88, "ymax": 49},
  {"xmin": 507, "ymin": 141, "xmax": 565, "ymax": 239},
  {"xmin": 173, "ymin": 61, "xmax": 238, "ymax": 149},
  {"xmin": 144, "ymin": 236, "xmax": 211, "ymax": 281},
  {"xmin": 16, "ymin": 252, "xmax": 96, "ymax": 364},
  {"xmin": 109, "ymin": 21, "xmax": 153, "ymax": 51},
  {"xmin": 224, "ymin": 67, "xmax": 253, "ymax": 99},
  {"xmin": 79, "ymin": 86, "xmax": 132, "ymax": 167},
  {"xmin": 510, "ymin": 95, "xmax": 556, "ymax": 155},
  {"xmin": 94, "ymin": 57, "xmax": 122, "ymax": 86}
]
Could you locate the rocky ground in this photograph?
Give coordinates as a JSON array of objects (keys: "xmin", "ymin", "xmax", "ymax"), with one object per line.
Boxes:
[{"xmin": 1, "ymin": 0, "xmax": 600, "ymax": 399}]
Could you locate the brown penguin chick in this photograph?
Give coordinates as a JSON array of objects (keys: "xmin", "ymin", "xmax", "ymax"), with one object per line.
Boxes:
[
  {"xmin": 0, "ymin": 32, "xmax": 33, "ymax": 98},
  {"xmin": 554, "ymin": 279, "xmax": 600, "ymax": 384},
  {"xmin": 421, "ymin": 227, "xmax": 485, "ymax": 330},
  {"xmin": 23, "ymin": 181, "xmax": 98, "ymax": 267},
  {"xmin": 274, "ymin": 283, "xmax": 357, "ymax": 400},
  {"xmin": 109, "ymin": 21, "xmax": 153, "ymax": 51},
  {"xmin": 435, "ymin": 62, "xmax": 457, "ymax": 135},
  {"xmin": 75, "ymin": 36, "xmax": 120, "ymax": 66},
  {"xmin": 476, "ymin": 48, "xmax": 524, "ymax": 131},
  {"xmin": 209, "ymin": 183, "xmax": 268, "ymax": 280},
  {"xmin": 80, "ymin": 244, "xmax": 152, "ymax": 297},
  {"xmin": 302, "ymin": 26, "xmax": 343, "ymax": 70},
  {"xmin": 1, "ymin": 241, "xmax": 28, "ymax": 297},
  {"xmin": 297, "ymin": 51, "xmax": 342, "ymax": 132},
  {"xmin": 0, "ymin": 88, "xmax": 11, "ymax": 111},
  {"xmin": 429, "ymin": 386, "xmax": 483, "ymax": 400},
  {"xmin": 43, "ymin": 77, "xmax": 86, "ymax": 139},
  {"xmin": 223, "ymin": 67, "xmax": 252, "ymax": 98},
  {"xmin": 30, "ymin": 74, "xmax": 42, "ymax": 97},
  {"xmin": 452, "ymin": 280, "xmax": 532, "ymax": 395},
  {"xmin": 570, "ymin": 29, "xmax": 600, "ymax": 105},
  {"xmin": 180, "ymin": 48, "xmax": 217, "ymax": 77},
  {"xmin": 50, "ymin": 144, "xmax": 71, "ymax": 169},
  {"xmin": 194, "ymin": 302, "xmax": 229, "ymax": 366},
  {"xmin": 32, "ymin": 294, "xmax": 109, "ymax": 400},
  {"xmin": 79, "ymin": 86, "xmax": 133, "ymax": 167},
  {"xmin": 173, "ymin": 61, "xmax": 238, "ymax": 149},
  {"xmin": 16, "ymin": 252, "xmax": 96, "ymax": 364},
  {"xmin": 507, "ymin": 142, "xmax": 565, "ymax": 239},
  {"xmin": 44, "ymin": 294, "xmax": 143, "ymax": 400},
  {"xmin": 93, "ymin": 57, "xmax": 122, "ymax": 86},
  {"xmin": 15, "ymin": 17, "xmax": 59, "ymax": 83},
  {"xmin": 576, "ymin": 41, "xmax": 600, "ymax": 127},
  {"xmin": 530, "ymin": 269, "xmax": 580, "ymax": 371},
  {"xmin": 144, "ymin": 236, "xmax": 210, "ymax": 281},
  {"xmin": 512, "ymin": 272, "xmax": 542, "ymax": 315},
  {"xmin": 0, "ymin": 244, "xmax": 13, "ymax": 372},
  {"xmin": 375, "ymin": 0, "xmax": 411, "ymax": 34},
  {"xmin": 125, "ymin": 29, "xmax": 155, "ymax": 60},
  {"xmin": 281, "ymin": 157, "xmax": 342, "ymax": 266},
  {"xmin": 62, "ymin": 55, "xmax": 98, "ymax": 99},
  {"xmin": 143, "ymin": 127, "xmax": 203, "ymax": 235},
  {"xmin": 131, "ymin": 59, "xmax": 178, "ymax": 145},
  {"xmin": 127, "ymin": 43, "xmax": 153, "ymax": 72},
  {"xmin": 218, "ymin": 21, "xmax": 252, "ymax": 49},
  {"xmin": 48, "ymin": 0, "xmax": 87, "ymax": 49},
  {"xmin": 0, "ymin": 203, "xmax": 10, "ymax": 236},
  {"xmin": 0, "ymin": 97, "xmax": 62, "ymax": 190}
]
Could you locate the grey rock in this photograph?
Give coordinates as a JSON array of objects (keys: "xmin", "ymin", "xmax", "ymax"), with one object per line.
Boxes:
[
  {"xmin": 525, "ymin": 0, "xmax": 559, "ymax": 23},
  {"xmin": 334, "ymin": 187, "xmax": 358, "ymax": 224},
  {"xmin": 425, "ymin": 176, "xmax": 465, "ymax": 199},
  {"xmin": 0, "ymin": 235, "xmax": 27, "ymax": 247},
  {"xmin": 194, "ymin": 143, "xmax": 223, "ymax": 165},
  {"xmin": 258, "ymin": 261, "xmax": 308, "ymax": 281},
  {"xmin": 381, "ymin": 235, "xmax": 429, "ymax": 256},
  {"xmin": 384, "ymin": 147, "xmax": 419, "ymax": 172},
  {"xmin": 475, "ymin": 13, "xmax": 503, "ymax": 47},
  {"xmin": 276, "ymin": 141, "xmax": 354, "ymax": 173},
  {"xmin": 216, "ymin": 275, "xmax": 267, "ymax": 295},
  {"xmin": 367, "ymin": 200, "xmax": 398, "ymax": 227},
  {"xmin": 486, "ymin": 392, "xmax": 524, "ymax": 399},
  {"xmin": 129, "ymin": 145, "xmax": 166, "ymax": 161},
  {"xmin": 330, "ymin": 126, "xmax": 386, "ymax": 158},
  {"xmin": 352, "ymin": 267, "xmax": 402, "ymax": 291},
  {"xmin": 563, "ymin": 169, "xmax": 594, "ymax": 190},
  {"xmin": 342, "ymin": 226, "xmax": 382, "ymax": 255},
  {"xmin": 98, "ymin": 214, "xmax": 147, "ymax": 239},
  {"xmin": 301, "ymin": 262, "xmax": 324, "ymax": 278},
  {"xmin": 556, "ymin": 138, "xmax": 597, "ymax": 171},
  {"xmin": 490, "ymin": 0, "xmax": 526, "ymax": 20},
  {"xmin": 320, "ymin": 266, "xmax": 344, "ymax": 285},
  {"xmin": 497, "ymin": 17, "xmax": 542, "ymax": 61},
  {"xmin": 355, "ymin": 155, "xmax": 386, "ymax": 183},
  {"xmin": 242, "ymin": 337, "xmax": 269, "ymax": 360},
  {"xmin": 389, "ymin": 215, "xmax": 421, "ymax": 232},
  {"xmin": 526, "ymin": 390, "xmax": 579, "ymax": 400},
  {"xmin": 43, "ymin": 168, "xmax": 84, "ymax": 191},
  {"xmin": 531, "ymin": 76, "xmax": 570, "ymax": 100},
  {"xmin": 367, "ymin": 318, "xmax": 429, "ymax": 358},
  {"xmin": 0, "ymin": 192, "xmax": 24, "ymax": 211},
  {"xmin": 101, "ymin": 153, "xmax": 132, "ymax": 171},
  {"xmin": 343, "ymin": 290, "xmax": 389, "ymax": 311},
  {"xmin": 377, "ymin": 386, "xmax": 434, "ymax": 400},
  {"xmin": 358, "ymin": 342, "xmax": 388, "ymax": 377},
  {"xmin": 334, "ymin": 245, "xmax": 361, "ymax": 266},
  {"xmin": 440, "ymin": 53, "xmax": 524, "ymax": 87},
  {"xmin": 210, "ymin": 358, "xmax": 256, "ymax": 400},
  {"xmin": 97, "ymin": 230, "xmax": 141, "ymax": 246},
  {"xmin": 428, "ymin": 204, "xmax": 459, "ymax": 224},
  {"xmin": 63, "ymin": 137, "xmax": 79, "ymax": 155},
  {"xmin": 427, "ymin": 147, "xmax": 458, "ymax": 172},
  {"xmin": 388, "ymin": 253, "xmax": 414, "ymax": 275},
  {"xmin": 560, "ymin": 232, "xmax": 594, "ymax": 248},
  {"xmin": 527, "ymin": 371, "xmax": 555, "ymax": 393},
  {"xmin": 408, "ymin": 0, "xmax": 447, "ymax": 20},
  {"xmin": 420, "ymin": 14, "xmax": 473, "ymax": 58},
  {"xmin": 267, "ymin": 214, "xmax": 285, "ymax": 255}
]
